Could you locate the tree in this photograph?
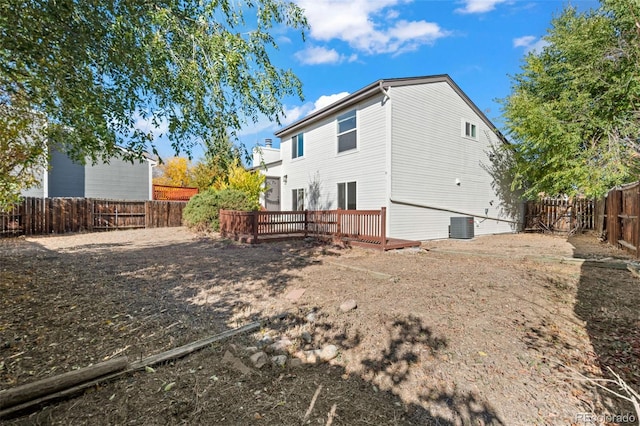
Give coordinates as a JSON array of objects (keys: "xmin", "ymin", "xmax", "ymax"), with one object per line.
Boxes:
[
  {"xmin": 213, "ymin": 159, "xmax": 266, "ymax": 206},
  {"xmin": 0, "ymin": 101, "xmax": 47, "ymax": 211},
  {"xmin": 499, "ymin": 1, "xmax": 640, "ymax": 199},
  {"xmin": 152, "ymin": 157, "xmax": 195, "ymax": 187},
  {"xmin": 191, "ymin": 138, "xmax": 243, "ymax": 191},
  {"xmin": 0, "ymin": 0, "xmax": 307, "ymax": 207}
]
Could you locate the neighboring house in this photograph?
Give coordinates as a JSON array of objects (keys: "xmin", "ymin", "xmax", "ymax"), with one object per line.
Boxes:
[
  {"xmin": 252, "ymin": 139, "xmax": 283, "ymax": 211},
  {"xmin": 22, "ymin": 145, "xmax": 156, "ymax": 201},
  {"xmin": 252, "ymin": 74, "xmax": 523, "ymax": 241}
]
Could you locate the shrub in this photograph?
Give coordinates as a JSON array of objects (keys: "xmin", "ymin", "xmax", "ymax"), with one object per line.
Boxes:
[
  {"xmin": 183, "ymin": 188, "xmax": 257, "ymax": 231},
  {"xmin": 213, "ymin": 159, "xmax": 266, "ymax": 206}
]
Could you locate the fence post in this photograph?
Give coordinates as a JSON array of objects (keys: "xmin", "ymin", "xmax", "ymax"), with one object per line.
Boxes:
[
  {"xmin": 337, "ymin": 208, "xmax": 342, "ymax": 239},
  {"xmin": 252, "ymin": 211, "xmax": 259, "ymax": 244},
  {"xmin": 381, "ymin": 207, "xmax": 387, "ymax": 250},
  {"xmin": 637, "ymin": 187, "xmax": 640, "ymax": 258},
  {"xmin": 304, "ymin": 210, "xmax": 309, "ymax": 237}
]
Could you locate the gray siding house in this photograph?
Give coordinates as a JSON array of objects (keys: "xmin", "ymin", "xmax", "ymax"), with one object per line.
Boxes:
[
  {"xmin": 22, "ymin": 146, "xmax": 156, "ymax": 200},
  {"xmin": 252, "ymin": 74, "xmax": 523, "ymax": 241}
]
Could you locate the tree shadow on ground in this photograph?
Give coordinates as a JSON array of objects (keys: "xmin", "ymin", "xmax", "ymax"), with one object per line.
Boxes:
[
  {"xmin": 1, "ymin": 232, "xmax": 503, "ymax": 424},
  {"xmin": 0, "ymin": 235, "xmax": 323, "ymax": 389},
  {"xmin": 570, "ymin": 234, "xmax": 640, "ymax": 422},
  {"xmin": 480, "ymin": 139, "xmax": 525, "ymax": 227},
  {"xmin": 278, "ymin": 311, "xmax": 505, "ymax": 425}
]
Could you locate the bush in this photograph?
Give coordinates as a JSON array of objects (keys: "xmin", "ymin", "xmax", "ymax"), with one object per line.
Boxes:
[{"xmin": 182, "ymin": 188, "xmax": 257, "ymax": 231}]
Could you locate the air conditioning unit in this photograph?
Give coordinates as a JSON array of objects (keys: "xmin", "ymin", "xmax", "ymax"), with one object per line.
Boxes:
[{"xmin": 450, "ymin": 216, "xmax": 474, "ymax": 239}]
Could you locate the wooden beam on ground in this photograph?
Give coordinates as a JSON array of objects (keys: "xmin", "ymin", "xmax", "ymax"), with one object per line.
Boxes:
[
  {"xmin": 0, "ymin": 313, "xmax": 287, "ymax": 418},
  {"xmin": 0, "ymin": 357, "xmax": 128, "ymax": 410}
]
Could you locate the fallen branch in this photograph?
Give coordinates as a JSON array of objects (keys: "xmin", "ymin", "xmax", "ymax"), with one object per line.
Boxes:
[
  {"xmin": 0, "ymin": 357, "xmax": 128, "ymax": 410},
  {"xmin": 558, "ymin": 362, "xmax": 640, "ymax": 425},
  {"xmin": 303, "ymin": 384, "xmax": 323, "ymax": 423},
  {"xmin": 0, "ymin": 313, "xmax": 287, "ymax": 418},
  {"xmin": 326, "ymin": 403, "xmax": 337, "ymax": 426}
]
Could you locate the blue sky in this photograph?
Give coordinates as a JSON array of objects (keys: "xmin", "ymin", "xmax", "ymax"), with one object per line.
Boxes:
[{"xmin": 149, "ymin": 0, "xmax": 600, "ymax": 161}]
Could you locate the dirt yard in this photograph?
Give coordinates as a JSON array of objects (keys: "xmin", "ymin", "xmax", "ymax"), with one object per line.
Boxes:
[{"xmin": 1, "ymin": 228, "xmax": 639, "ymax": 425}]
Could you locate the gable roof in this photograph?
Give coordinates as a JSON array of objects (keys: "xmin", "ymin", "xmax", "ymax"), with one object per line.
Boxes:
[{"xmin": 275, "ymin": 74, "xmax": 508, "ymax": 144}]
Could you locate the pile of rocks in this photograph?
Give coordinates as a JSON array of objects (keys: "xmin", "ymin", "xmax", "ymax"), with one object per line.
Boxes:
[
  {"xmin": 246, "ymin": 329, "xmax": 339, "ymax": 370},
  {"xmin": 224, "ymin": 301, "xmax": 358, "ymax": 372}
]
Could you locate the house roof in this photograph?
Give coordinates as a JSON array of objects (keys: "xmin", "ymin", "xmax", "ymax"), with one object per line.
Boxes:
[{"xmin": 275, "ymin": 74, "xmax": 508, "ymax": 144}]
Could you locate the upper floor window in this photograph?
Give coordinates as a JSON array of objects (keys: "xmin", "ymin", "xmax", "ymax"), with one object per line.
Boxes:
[
  {"xmin": 337, "ymin": 110, "xmax": 357, "ymax": 153},
  {"xmin": 292, "ymin": 133, "xmax": 304, "ymax": 159},
  {"xmin": 463, "ymin": 120, "xmax": 477, "ymax": 140}
]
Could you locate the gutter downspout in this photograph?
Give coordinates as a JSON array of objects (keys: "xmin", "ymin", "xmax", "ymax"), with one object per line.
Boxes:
[{"xmin": 378, "ymin": 81, "xmax": 390, "ymax": 101}]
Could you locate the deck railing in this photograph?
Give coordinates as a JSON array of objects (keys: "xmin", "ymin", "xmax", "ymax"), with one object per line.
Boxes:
[{"xmin": 219, "ymin": 208, "xmax": 388, "ymax": 249}]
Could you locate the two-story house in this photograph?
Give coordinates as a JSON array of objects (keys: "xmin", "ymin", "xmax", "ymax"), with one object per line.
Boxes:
[
  {"xmin": 253, "ymin": 74, "xmax": 522, "ymax": 241},
  {"xmin": 22, "ymin": 145, "xmax": 156, "ymax": 201}
]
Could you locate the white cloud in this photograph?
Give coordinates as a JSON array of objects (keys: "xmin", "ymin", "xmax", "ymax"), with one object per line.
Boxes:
[
  {"xmin": 238, "ymin": 92, "xmax": 351, "ymax": 138},
  {"xmin": 312, "ymin": 92, "xmax": 350, "ymax": 111},
  {"xmin": 455, "ymin": 0, "xmax": 508, "ymax": 14},
  {"xmin": 295, "ymin": 46, "xmax": 356, "ymax": 65},
  {"xmin": 513, "ymin": 35, "xmax": 549, "ymax": 54},
  {"xmin": 133, "ymin": 112, "xmax": 168, "ymax": 138},
  {"xmin": 513, "ymin": 35, "xmax": 535, "ymax": 48},
  {"xmin": 294, "ymin": 0, "xmax": 449, "ymax": 56}
]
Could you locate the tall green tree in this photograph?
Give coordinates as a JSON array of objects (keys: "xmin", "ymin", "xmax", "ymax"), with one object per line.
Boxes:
[
  {"xmin": 499, "ymin": 0, "xmax": 640, "ymax": 199},
  {"xmin": 0, "ymin": 0, "xmax": 307, "ymax": 207}
]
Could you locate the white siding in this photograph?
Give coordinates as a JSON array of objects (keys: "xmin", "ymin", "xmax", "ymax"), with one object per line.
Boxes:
[
  {"xmin": 278, "ymin": 95, "xmax": 388, "ymax": 212},
  {"xmin": 389, "ymin": 82, "xmax": 519, "ymax": 240},
  {"xmin": 252, "ymin": 146, "xmax": 281, "ymax": 167},
  {"xmin": 21, "ymin": 167, "xmax": 47, "ymax": 198}
]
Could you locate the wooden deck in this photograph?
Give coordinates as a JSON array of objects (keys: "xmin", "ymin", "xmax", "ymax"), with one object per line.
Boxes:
[
  {"xmin": 346, "ymin": 237, "xmax": 421, "ymax": 251},
  {"xmin": 218, "ymin": 208, "xmax": 421, "ymax": 251},
  {"xmin": 220, "ymin": 231, "xmax": 421, "ymax": 252}
]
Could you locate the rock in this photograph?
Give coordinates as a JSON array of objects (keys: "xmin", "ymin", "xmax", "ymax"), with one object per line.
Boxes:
[
  {"xmin": 305, "ymin": 312, "xmax": 317, "ymax": 323},
  {"xmin": 288, "ymin": 358, "xmax": 304, "ymax": 368},
  {"xmin": 301, "ymin": 331, "xmax": 312, "ymax": 344},
  {"xmin": 257, "ymin": 335, "xmax": 274, "ymax": 349},
  {"xmin": 339, "ymin": 299, "xmax": 357, "ymax": 312},
  {"xmin": 222, "ymin": 350, "xmax": 253, "ymax": 375},
  {"xmin": 244, "ymin": 346, "xmax": 259, "ymax": 354},
  {"xmin": 320, "ymin": 345, "xmax": 338, "ymax": 361},
  {"xmin": 267, "ymin": 338, "xmax": 293, "ymax": 354},
  {"xmin": 249, "ymin": 351, "xmax": 268, "ymax": 369},
  {"xmin": 296, "ymin": 349, "xmax": 321, "ymax": 364},
  {"xmin": 271, "ymin": 355, "xmax": 288, "ymax": 367}
]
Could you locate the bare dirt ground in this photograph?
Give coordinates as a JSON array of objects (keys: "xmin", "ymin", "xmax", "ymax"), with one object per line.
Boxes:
[{"xmin": 1, "ymin": 228, "xmax": 639, "ymax": 425}]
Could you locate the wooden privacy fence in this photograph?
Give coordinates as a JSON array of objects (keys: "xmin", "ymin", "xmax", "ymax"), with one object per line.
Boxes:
[
  {"xmin": 0, "ymin": 197, "xmax": 186, "ymax": 237},
  {"xmin": 525, "ymin": 197, "xmax": 596, "ymax": 233},
  {"xmin": 219, "ymin": 208, "xmax": 419, "ymax": 251},
  {"xmin": 604, "ymin": 181, "xmax": 640, "ymax": 257},
  {"xmin": 152, "ymin": 184, "xmax": 198, "ymax": 201}
]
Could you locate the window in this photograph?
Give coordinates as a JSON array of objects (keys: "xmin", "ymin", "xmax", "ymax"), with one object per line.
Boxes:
[
  {"xmin": 292, "ymin": 133, "xmax": 304, "ymax": 159},
  {"xmin": 337, "ymin": 110, "xmax": 357, "ymax": 153},
  {"xmin": 337, "ymin": 181, "xmax": 356, "ymax": 210},
  {"xmin": 463, "ymin": 121, "xmax": 477, "ymax": 139},
  {"xmin": 292, "ymin": 188, "xmax": 304, "ymax": 211}
]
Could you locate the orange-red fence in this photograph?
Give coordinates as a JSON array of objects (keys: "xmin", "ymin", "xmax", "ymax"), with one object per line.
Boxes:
[
  {"xmin": 219, "ymin": 208, "xmax": 388, "ymax": 249},
  {"xmin": 0, "ymin": 197, "xmax": 186, "ymax": 236},
  {"xmin": 153, "ymin": 184, "xmax": 198, "ymax": 201}
]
